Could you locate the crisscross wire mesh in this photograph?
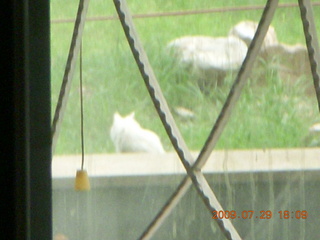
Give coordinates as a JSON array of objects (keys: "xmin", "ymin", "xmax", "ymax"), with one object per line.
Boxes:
[
  {"xmin": 112, "ymin": 0, "xmax": 320, "ymax": 239},
  {"xmin": 51, "ymin": 0, "xmax": 320, "ymax": 239}
]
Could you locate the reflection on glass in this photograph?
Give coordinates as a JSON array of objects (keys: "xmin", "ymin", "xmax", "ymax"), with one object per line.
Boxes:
[{"xmin": 51, "ymin": 0, "xmax": 320, "ymax": 239}]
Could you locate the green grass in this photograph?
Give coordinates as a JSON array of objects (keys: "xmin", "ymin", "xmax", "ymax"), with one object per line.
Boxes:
[{"xmin": 51, "ymin": 0, "xmax": 320, "ymax": 154}]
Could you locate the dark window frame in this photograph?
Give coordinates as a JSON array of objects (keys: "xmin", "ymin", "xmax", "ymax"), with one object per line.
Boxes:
[{"xmin": 1, "ymin": 1, "xmax": 52, "ymax": 239}]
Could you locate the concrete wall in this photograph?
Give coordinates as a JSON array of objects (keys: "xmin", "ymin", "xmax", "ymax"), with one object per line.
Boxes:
[{"xmin": 52, "ymin": 169, "xmax": 320, "ymax": 239}]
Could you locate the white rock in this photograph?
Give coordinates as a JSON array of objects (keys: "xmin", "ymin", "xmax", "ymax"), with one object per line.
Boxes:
[
  {"xmin": 263, "ymin": 43, "xmax": 310, "ymax": 76},
  {"xmin": 168, "ymin": 35, "xmax": 248, "ymax": 72},
  {"xmin": 228, "ymin": 20, "xmax": 309, "ymax": 75},
  {"xmin": 229, "ymin": 20, "xmax": 311, "ymax": 89},
  {"xmin": 110, "ymin": 112, "xmax": 165, "ymax": 153},
  {"xmin": 309, "ymin": 123, "xmax": 320, "ymax": 133},
  {"xmin": 174, "ymin": 107, "xmax": 195, "ymax": 120},
  {"xmin": 228, "ymin": 20, "xmax": 278, "ymax": 51}
]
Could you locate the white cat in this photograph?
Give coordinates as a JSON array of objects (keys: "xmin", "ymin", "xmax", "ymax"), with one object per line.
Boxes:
[{"xmin": 110, "ymin": 112, "xmax": 165, "ymax": 153}]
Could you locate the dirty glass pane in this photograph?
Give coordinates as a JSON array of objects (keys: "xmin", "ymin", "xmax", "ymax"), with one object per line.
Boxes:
[{"xmin": 51, "ymin": 0, "xmax": 320, "ymax": 239}]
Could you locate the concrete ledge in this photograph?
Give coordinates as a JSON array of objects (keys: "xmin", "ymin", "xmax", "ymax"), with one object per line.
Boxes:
[{"xmin": 52, "ymin": 148, "xmax": 320, "ymax": 189}]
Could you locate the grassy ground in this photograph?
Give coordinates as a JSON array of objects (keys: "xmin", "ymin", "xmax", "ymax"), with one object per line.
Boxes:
[{"xmin": 51, "ymin": 0, "xmax": 320, "ymax": 154}]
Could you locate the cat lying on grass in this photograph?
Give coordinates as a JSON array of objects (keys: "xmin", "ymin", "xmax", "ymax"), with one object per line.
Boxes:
[{"xmin": 110, "ymin": 112, "xmax": 165, "ymax": 153}]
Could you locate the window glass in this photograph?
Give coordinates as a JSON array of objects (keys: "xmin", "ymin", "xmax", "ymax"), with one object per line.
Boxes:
[{"xmin": 51, "ymin": 0, "xmax": 320, "ymax": 239}]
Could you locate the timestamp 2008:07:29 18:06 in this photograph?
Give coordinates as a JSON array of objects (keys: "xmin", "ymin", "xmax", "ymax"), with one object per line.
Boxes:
[{"xmin": 212, "ymin": 210, "xmax": 308, "ymax": 220}]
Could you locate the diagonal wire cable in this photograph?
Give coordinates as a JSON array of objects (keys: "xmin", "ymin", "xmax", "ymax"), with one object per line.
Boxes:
[
  {"xmin": 298, "ymin": 0, "xmax": 320, "ymax": 111},
  {"xmin": 51, "ymin": 0, "xmax": 90, "ymax": 154},
  {"xmin": 113, "ymin": 3, "xmax": 240, "ymax": 239},
  {"xmin": 113, "ymin": 0, "xmax": 242, "ymax": 239},
  {"xmin": 113, "ymin": 0, "xmax": 279, "ymax": 239},
  {"xmin": 113, "ymin": 0, "xmax": 280, "ymax": 238},
  {"xmin": 194, "ymin": 0, "xmax": 279, "ymax": 169},
  {"xmin": 142, "ymin": 0, "xmax": 279, "ymax": 237}
]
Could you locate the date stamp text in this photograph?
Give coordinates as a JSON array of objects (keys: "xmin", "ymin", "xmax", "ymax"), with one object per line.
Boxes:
[{"xmin": 212, "ymin": 210, "xmax": 308, "ymax": 220}]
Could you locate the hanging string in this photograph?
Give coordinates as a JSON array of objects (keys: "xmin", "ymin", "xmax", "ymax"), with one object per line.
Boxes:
[
  {"xmin": 74, "ymin": 44, "xmax": 90, "ymax": 191},
  {"xmin": 80, "ymin": 42, "xmax": 85, "ymax": 170}
]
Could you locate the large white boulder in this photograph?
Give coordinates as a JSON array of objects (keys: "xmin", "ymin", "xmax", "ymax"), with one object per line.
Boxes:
[
  {"xmin": 229, "ymin": 20, "xmax": 311, "ymax": 89},
  {"xmin": 168, "ymin": 35, "xmax": 247, "ymax": 71},
  {"xmin": 167, "ymin": 36, "xmax": 248, "ymax": 88}
]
